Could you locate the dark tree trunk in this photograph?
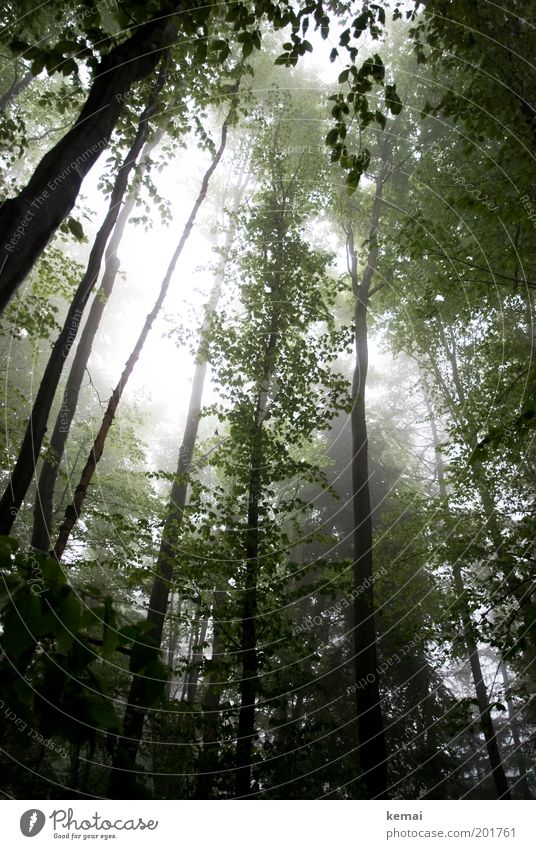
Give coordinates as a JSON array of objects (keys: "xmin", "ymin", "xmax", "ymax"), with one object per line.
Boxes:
[
  {"xmin": 106, "ymin": 126, "xmax": 236, "ymax": 797},
  {"xmin": 0, "ymin": 9, "xmax": 178, "ymax": 312},
  {"xmin": 31, "ymin": 129, "xmax": 164, "ymax": 552},
  {"xmin": 53, "ymin": 110, "xmax": 232, "ymax": 562},
  {"xmin": 348, "ymin": 145, "xmax": 390, "ymax": 800},
  {"xmin": 235, "ymin": 434, "xmax": 261, "ymax": 798},
  {"xmin": 0, "ymin": 95, "xmax": 162, "ymax": 536},
  {"xmin": 185, "ymin": 616, "xmax": 209, "ymax": 705},
  {"xmin": 452, "ymin": 568, "xmax": 511, "ymax": 799},
  {"xmin": 194, "ymin": 587, "xmax": 228, "ymax": 799}
]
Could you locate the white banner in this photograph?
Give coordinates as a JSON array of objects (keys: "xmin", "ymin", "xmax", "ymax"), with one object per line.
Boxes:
[{"xmin": 2, "ymin": 800, "xmax": 535, "ymax": 848}]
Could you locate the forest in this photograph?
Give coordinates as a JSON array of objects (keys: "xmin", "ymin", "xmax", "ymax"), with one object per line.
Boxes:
[{"xmin": 0, "ymin": 0, "xmax": 534, "ymax": 802}]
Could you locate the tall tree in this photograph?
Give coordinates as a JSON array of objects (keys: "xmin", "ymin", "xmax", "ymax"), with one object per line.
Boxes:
[
  {"xmin": 52, "ymin": 105, "xmax": 234, "ymax": 561},
  {"xmin": 108, "ymin": 170, "xmax": 244, "ymax": 797},
  {"xmin": 31, "ymin": 127, "xmax": 165, "ymax": 552},
  {"xmin": 346, "ymin": 134, "xmax": 392, "ymax": 799},
  {"xmin": 0, "ymin": 89, "xmax": 164, "ymax": 535},
  {"xmin": 195, "ymin": 98, "xmax": 351, "ymax": 795}
]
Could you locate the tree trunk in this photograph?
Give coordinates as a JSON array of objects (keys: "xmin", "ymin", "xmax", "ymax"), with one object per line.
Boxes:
[
  {"xmin": 180, "ymin": 614, "xmax": 199, "ymax": 701},
  {"xmin": 106, "ymin": 130, "xmax": 238, "ymax": 797},
  {"xmin": 235, "ymin": 216, "xmax": 284, "ymax": 798},
  {"xmin": 235, "ymin": 433, "xmax": 261, "ymax": 798},
  {"xmin": 426, "ymin": 398, "xmax": 511, "ymax": 799},
  {"xmin": 452, "ymin": 568, "xmax": 511, "ymax": 799},
  {"xmin": 348, "ymin": 143, "xmax": 390, "ymax": 800},
  {"xmin": 53, "ymin": 108, "xmax": 233, "ymax": 562},
  {"xmin": 194, "ymin": 587, "xmax": 228, "ymax": 799},
  {"xmin": 31, "ymin": 129, "xmax": 164, "ymax": 552},
  {"xmin": 164, "ymin": 592, "xmax": 182, "ymax": 700},
  {"xmin": 185, "ymin": 617, "xmax": 209, "ymax": 705},
  {"xmin": 0, "ymin": 93, "xmax": 162, "ymax": 536},
  {"xmin": 0, "ymin": 9, "xmax": 178, "ymax": 312}
]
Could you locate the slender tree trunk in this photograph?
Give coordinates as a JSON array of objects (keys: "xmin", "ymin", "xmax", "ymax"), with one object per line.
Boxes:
[
  {"xmin": 452, "ymin": 569, "xmax": 511, "ymax": 799},
  {"xmin": 164, "ymin": 592, "xmax": 182, "ymax": 700},
  {"xmin": 185, "ymin": 617, "xmax": 209, "ymax": 705},
  {"xmin": 426, "ymin": 398, "xmax": 511, "ymax": 799},
  {"xmin": 348, "ymin": 144, "xmax": 390, "ymax": 800},
  {"xmin": 0, "ymin": 10, "xmax": 178, "ymax": 311},
  {"xmin": 235, "ymin": 216, "xmax": 284, "ymax": 798},
  {"xmin": 194, "ymin": 586, "xmax": 227, "ymax": 799},
  {"xmin": 235, "ymin": 432, "xmax": 261, "ymax": 797},
  {"xmin": 53, "ymin": 108, "xmax": 233, "ymax": 562},
  {"xmin": 107, "ymin": 136, "xmax": 238, "ymax": 797},
  {"xmin": 0, "ymin": 69, "xmax": 33, "ymax": 112},
  {"xmin": 31, "ymin": 129, "xmax": 164, "ymax": 552},
  {"xmin": 180, "ymin": 614, "xmax": 199, "ymax": 700},
  {"xmin": 0, "ymin": 93, "xmax": 162, "ymax": 536}
]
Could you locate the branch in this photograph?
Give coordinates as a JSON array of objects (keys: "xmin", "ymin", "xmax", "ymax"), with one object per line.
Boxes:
[{"xmin": 425, "ymin": 248, "xmax": 536, "ymax": 289}]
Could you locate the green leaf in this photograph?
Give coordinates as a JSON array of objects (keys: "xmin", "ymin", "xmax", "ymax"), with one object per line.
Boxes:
[
  {"xmin": 375, "ymin": 109, "xmax": 386, "ymax": 130},
  {"xmin": 385, "ymin": 83, "xmax": 403, "ymax": 115},
  {"xmin": 56, "ymin": 592, "xmax": 81, "ymax": 653},
  {"xmin": 339, "ymin": 28, "xmax": 350, "ymax": 47},
  {"xmin": 371, "ymin": 54, "xmax": 385, "ymax": 82},
  {"xmin": 67, "ymin": 217, "xmax": 85, "ymax": 241},
  {"xmin": 83, "ymin": 695, "xmax": 120, "ymax": 730},
  {"xmin": 9, "ymin": 39, "xmax": 30, "ymax": 54},
  {"xmin": 39, "ymin": 554, "xmax": 67, "ymax": 586},
  {"xmin": 60, "ymin": 58, "xmax": 78, "ymax": 76},
  {"xmin": 3, "ymin": 593, "xmax": 53, "ymax": 658},
  {"xmin": 325, "ymin": 128, "xmax": 339, "ymax": 146},
  {"xmin": 30, "ymin": 57, "xmax": 45, "ymax": 76}
]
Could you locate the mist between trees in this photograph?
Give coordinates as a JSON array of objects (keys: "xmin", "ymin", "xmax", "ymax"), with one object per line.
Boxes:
[
  {"xmin": 293, "ymin": 560, "xmax": 389, "ymax": 636},
  {"xmin": 0, "ymin": 0, "xmax": 534, "ymax": 803}
]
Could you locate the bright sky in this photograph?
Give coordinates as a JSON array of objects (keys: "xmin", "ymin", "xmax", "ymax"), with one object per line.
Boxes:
[{"xmin": 74, "ymin": 137, "xmax": 231, "ymax": 467}]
